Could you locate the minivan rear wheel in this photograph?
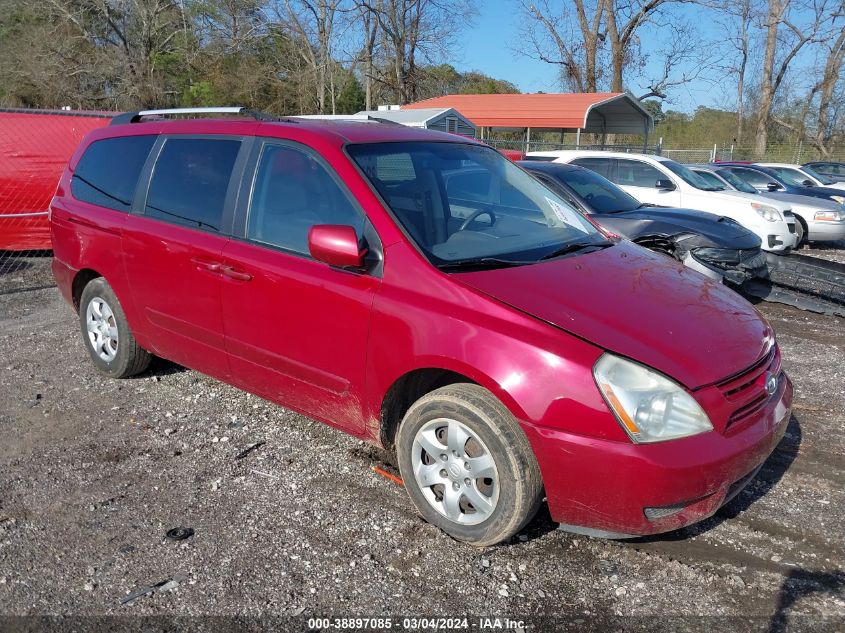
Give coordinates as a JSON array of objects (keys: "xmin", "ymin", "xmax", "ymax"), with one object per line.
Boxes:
[
  {"xmin": 79, "ymin": 277, "xmax": 151, "ymax": 378},
  {"xmin": 396, "ymin": 384, "xmax": 543, "ymax": 546}
]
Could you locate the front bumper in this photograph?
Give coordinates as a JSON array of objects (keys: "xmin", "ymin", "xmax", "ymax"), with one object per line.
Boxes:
[
  {"xmin": 755, "ymin": 220, "xmax": 797, "ymax": 253},
  {"xmin": 522, "ymin": 373, "xmax": 793, "ymax": 537},
  {"xmin": 687, "ymin": 248, "xmax": 769, "ymax": 285},
  {"xmin": 805, "ymin": 218, "xmax": 845, "ymax": 241}
]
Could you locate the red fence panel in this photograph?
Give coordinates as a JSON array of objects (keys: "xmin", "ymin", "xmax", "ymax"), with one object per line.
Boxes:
[{"xmin": 0, "ymin": 109, "xmax": 111, "ymax": 251}]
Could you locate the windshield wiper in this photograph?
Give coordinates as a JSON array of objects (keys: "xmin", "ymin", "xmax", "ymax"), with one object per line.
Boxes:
[
  {"xmin": 437, "ymin": 257, "xmax": 533, "ymax": 271},
  {"xmin": 540, "ymin": 239, "xmax": 614, "ymax": 260}
]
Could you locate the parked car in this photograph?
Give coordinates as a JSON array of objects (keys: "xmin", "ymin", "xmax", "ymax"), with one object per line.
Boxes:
[
  {"xmin": 755, "ymin": 162, "xmax": 845, "ymax": 192},
  {"xmin": 518, "ymin": 161, "xmax": 767, "ymax": 285},
  {"xmin": 526, "ymin": 151, "xmax": 798, "ymax": 254},
  {"xmin": 715, "ymin": 163, "xmax": 845, "ymax": 208},
  {"xmin": 52, "ymin": 108, "xmax": 792, "ymax": 545},
  {"xmin": 803, "ymin": 161, "xmax": 845, "ymax": 183},
  {"xmin": 690, "ymin": 164, "xmax": 845, "ymax": 244}
]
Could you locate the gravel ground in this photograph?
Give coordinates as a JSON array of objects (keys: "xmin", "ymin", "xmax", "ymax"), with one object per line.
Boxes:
[{"xmin": 0, "ymin": 250, "xmax": 843, "ymax": 632}]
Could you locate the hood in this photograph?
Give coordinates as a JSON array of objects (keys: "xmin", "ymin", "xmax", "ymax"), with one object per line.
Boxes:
[
  {"xmin": 705, "ymin": 188, "xmax": 791, "ymax": 212},
  {"xmin": 781, "ymin": 183, "xmax": 845, "ymax": 200},
  {"xmin": 759, "ymin": 191, "xmax": 843, "ymax": 212},
  {"xmin": 597, "ymin": 207, "xmax": 761, "ymax": 249},
  {"xmin": 454, "ymin": 241, "xmax": 772, "ymax": 389}
]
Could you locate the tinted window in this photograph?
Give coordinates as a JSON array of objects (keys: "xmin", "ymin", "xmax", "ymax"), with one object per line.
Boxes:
[
  {"xmin": 691, "ymin": 170, "xmax": 725, "ymax": 189},
  {"xmin": 553, "ymin": 167, "xmax": 641, "ymax": 213},
  {"xmin": 615, "ymin": 159, "xmax": 665, "ymax": 188},
  {"xmin": 728, "ymin": 167, "xmax": 773, "ymax": 188},
  {"xmin": 145, "ymin": 138, "xmax": 241, "ymax": 232},
  {"xmin": 713, "ymin": 168, "xmax": 758, "ymax": 194},
  {"xmin": 72, "ymin": 136, "xmax": 155, "ymax": 212},
  {"xmin": 570, "ymin": 157, "xmax": 612, "ymax": 179},
  {"xmin": 766, "ymin": 166, "xmax": 808, "ymax": 186},
  {"xmin": 247, "ymin": 144, "xmax": 363, "ymax": 255},
  {"xmin": 662, "ymin": 160, "xmax": 721, "ymax": 190}
]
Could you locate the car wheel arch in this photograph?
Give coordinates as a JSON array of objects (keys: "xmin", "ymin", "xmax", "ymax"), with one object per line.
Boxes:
[
  {"xmin": 377, "ymin": 364, "xmax": 529, "ymax": 451},
  {"xmin": 72, "ymin": 268, "xmax": 103, "ymax": 312}
]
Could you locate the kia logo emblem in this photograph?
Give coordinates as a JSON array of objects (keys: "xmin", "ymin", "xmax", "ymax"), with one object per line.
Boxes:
[{"xmin": 765, "ymin": 372, "xmax": 778, "ymax": 396}]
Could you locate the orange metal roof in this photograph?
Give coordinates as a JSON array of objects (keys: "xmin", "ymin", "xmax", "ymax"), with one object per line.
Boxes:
[{"xmin": 405, "ymin": 93, "xmax": 651, "ymax": 131}]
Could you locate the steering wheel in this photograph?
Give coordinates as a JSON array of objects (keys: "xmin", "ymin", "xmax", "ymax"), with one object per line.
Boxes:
[{"xmin": 458, "ymin": 209, "xmax": 497, "ymax": 231}]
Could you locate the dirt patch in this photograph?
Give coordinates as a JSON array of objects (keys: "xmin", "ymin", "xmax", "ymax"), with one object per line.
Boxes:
[{"xmin": 0, "ymin": 256, "xmax": 843, "ymax": 626}]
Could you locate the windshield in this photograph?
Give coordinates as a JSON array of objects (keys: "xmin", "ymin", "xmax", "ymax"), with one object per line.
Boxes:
[
  {"xmin": 713, "ymin": 168, "xmax": 758, "ymax": 194},
  {"xmin": 766, "ymin": 166, "xmax": 807, "ymax": 187},
  {"xmin": 348, "ymin": 142, "xmax": 603, "ymax": 266},
  {"xmin": 551, "ymin": 166, "xmax": 641, "ymax": 213},
  {"xmin": 799, "ymin": 165, "xmax": 835, "ymax": 185},
  {"xmin": 662, "ymin": 160, "xmax": 723, "ymax": 191}
]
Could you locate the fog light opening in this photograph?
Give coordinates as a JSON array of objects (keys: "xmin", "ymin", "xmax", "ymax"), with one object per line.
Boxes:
[{"xmin": 643, "ymin": 502, "xmax": 688, "ymax": 521}]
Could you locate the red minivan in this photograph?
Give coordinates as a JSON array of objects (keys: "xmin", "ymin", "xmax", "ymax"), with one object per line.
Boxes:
[{"xmin": 51, "ymin": 108, "xmax": 792, "ymax": 546}]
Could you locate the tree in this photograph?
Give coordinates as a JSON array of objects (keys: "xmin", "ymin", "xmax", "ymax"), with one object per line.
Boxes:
[
  {"xmin": 752, "ymin": 0, "xmax": 831, "ymax": 156},
  {"xmin": 712, "ymin": 0, "xmax": 756, "ymax": 142},
  {"xmin": 359, "ymin": 0, "xmax": 474, "ymax": 103},
  {"xmin": 335, "ymin": 71, "xmax": 366, "ymax": 111},
  {"xmin": 517, "ymin": 0, "xmax": 706, "ymax": 101},
  {"xmin": 517, "ymin": 0, "xmax": 605, "ymax": 92}
]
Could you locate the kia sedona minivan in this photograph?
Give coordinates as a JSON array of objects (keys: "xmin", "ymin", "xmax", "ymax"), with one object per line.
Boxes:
[{"xmin": 51, "ymin": 108, "xmax": 793, "ymax": 545}]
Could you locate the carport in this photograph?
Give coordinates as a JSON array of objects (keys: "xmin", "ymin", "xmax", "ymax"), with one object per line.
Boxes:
[{"xmin": 404, "ymin": 92, "xmax": 654, "ymax": 150}]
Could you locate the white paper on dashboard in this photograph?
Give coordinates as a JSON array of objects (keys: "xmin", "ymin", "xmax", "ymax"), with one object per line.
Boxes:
[{"xmin": 545, "ymin": 196, "xmax": 583, "ymax": 227}]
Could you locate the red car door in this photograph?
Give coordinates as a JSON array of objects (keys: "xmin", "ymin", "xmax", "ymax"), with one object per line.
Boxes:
[
  {"xmin": 123, "ymin": 136, "xmax": 246, "ymax": 379},
  {"xmin": 220, "ymin": 141, "xmax": 381, "ymax": 434}
]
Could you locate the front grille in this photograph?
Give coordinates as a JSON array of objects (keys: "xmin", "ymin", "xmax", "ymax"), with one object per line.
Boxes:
[{"xmin": 717, "ymin": 345, "xmax": 781, "ymax": 431}]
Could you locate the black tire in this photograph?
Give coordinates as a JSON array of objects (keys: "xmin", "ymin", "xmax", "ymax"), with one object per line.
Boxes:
[
  {"xmin": 78, "ymin": 277, "xmax": 151, "ymax": 378},
  {"xmin": 396, "ymin": 384, "xmax": 543, "ymax": 546},
  {"xmin": 793, "ymin": 216, "xmax": 806, "ymax": 248}
]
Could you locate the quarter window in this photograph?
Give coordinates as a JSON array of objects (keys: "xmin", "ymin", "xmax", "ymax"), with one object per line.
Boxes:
[
  {"xmin": 145, "ymin": 138, "xmax": 241, "ymax": 232},
  {"xmin": 247, "ymin": 144, "xmax": 363, "ymax": 255},
  {"xmin": 615, "ymin": 159, "xmax": 665, "ymax": 188},
  {"xmin": 72, "ymin": 136, "xmax": 155, "ymax": 212}
]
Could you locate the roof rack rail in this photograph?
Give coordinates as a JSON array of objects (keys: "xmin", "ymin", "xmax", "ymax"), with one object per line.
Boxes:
[{"xmin": 110, "ymin": 107, "xmax": 287, "ymax": 126}]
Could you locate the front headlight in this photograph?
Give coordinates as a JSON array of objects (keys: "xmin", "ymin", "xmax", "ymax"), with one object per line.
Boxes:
[
  {"xmin": 692, "ymin": 247, "xmax": 741, "ymax": 266},
  {"xmin": 814, "ymin": 210, "xmax": 844, "ymax": 222},
  {"xmin": 751, "ymin": 203, "xmax": 782, "ymax": 222},
  {"xmin": 593, "ymin": 354, "xmax": 713, "ymax": 443},
  {"xmin": 830, "ymin": 195, "xmax": 845, "ymax": 206}
]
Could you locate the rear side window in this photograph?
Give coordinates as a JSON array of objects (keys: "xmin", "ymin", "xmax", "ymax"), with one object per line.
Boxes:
[
  {"xmin": 570, "ymin": 158, "xmax": 612, "ymax": 179},
  {"xmin": 72, "ymin": 136, "xmax": 155, "ymax": 212},
  {"xmin": 145, "ymin": 138, "xmax": 241, "ymax": 232}
]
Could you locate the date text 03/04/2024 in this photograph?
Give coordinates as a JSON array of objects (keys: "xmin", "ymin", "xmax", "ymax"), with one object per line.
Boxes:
[{"xmin": 306, "ymin": 617, "xmax": 527, "ymax": 630}]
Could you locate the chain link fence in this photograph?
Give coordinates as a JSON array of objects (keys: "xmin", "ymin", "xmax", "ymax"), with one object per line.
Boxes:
[
  {"xmin": 0, "ymin": 108, "xmax": 110, "ymax": 295},
  {"xmin": 484, "ymin": 137, "xmax": 845, "ymax": 164}
]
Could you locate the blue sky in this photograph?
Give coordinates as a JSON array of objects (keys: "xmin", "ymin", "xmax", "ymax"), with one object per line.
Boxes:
[{"xmin": 450, "ymin": 1, "xmax": 728, "ymax": 113}]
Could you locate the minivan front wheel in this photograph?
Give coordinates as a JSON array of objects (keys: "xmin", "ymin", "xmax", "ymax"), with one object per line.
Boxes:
[
  {"xmin": 79, "ymin": 277, "xmax": 151, "ymax": 378},
  {"xmin": 397, "ymin": 384, "xmax": 543, "ymax": 546}
]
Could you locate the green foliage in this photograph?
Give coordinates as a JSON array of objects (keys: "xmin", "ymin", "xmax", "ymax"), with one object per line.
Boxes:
[
  {"xmin": 416, "ymin": 64, "xmax": 519, "ymax": 100},
  {"xmin": 654, "ymin": 107, "xmax": 739, "ymax": 145},
  {"xmin": 336, "ymin": 74, "xmax": 366, "ymax": 114},
  {"xmin": 641, "ymin": 100, "xmax": 664, "ymax": 125}
]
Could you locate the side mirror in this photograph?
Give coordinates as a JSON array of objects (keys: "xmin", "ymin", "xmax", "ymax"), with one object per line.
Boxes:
[
  {"xmin": 308, "ymin": 224, "xmax": 367, "ymax": 269},
  {"xmin": 766, "ymin": 182, "xmax": 781, "ymax": 191},
  {"xmin": 655, "ymin": 179, "xmax": 676, "ymax": 191},
  {"xmin": 802, "ymin": 179, "xmax": 815, "ymax": 187}
]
